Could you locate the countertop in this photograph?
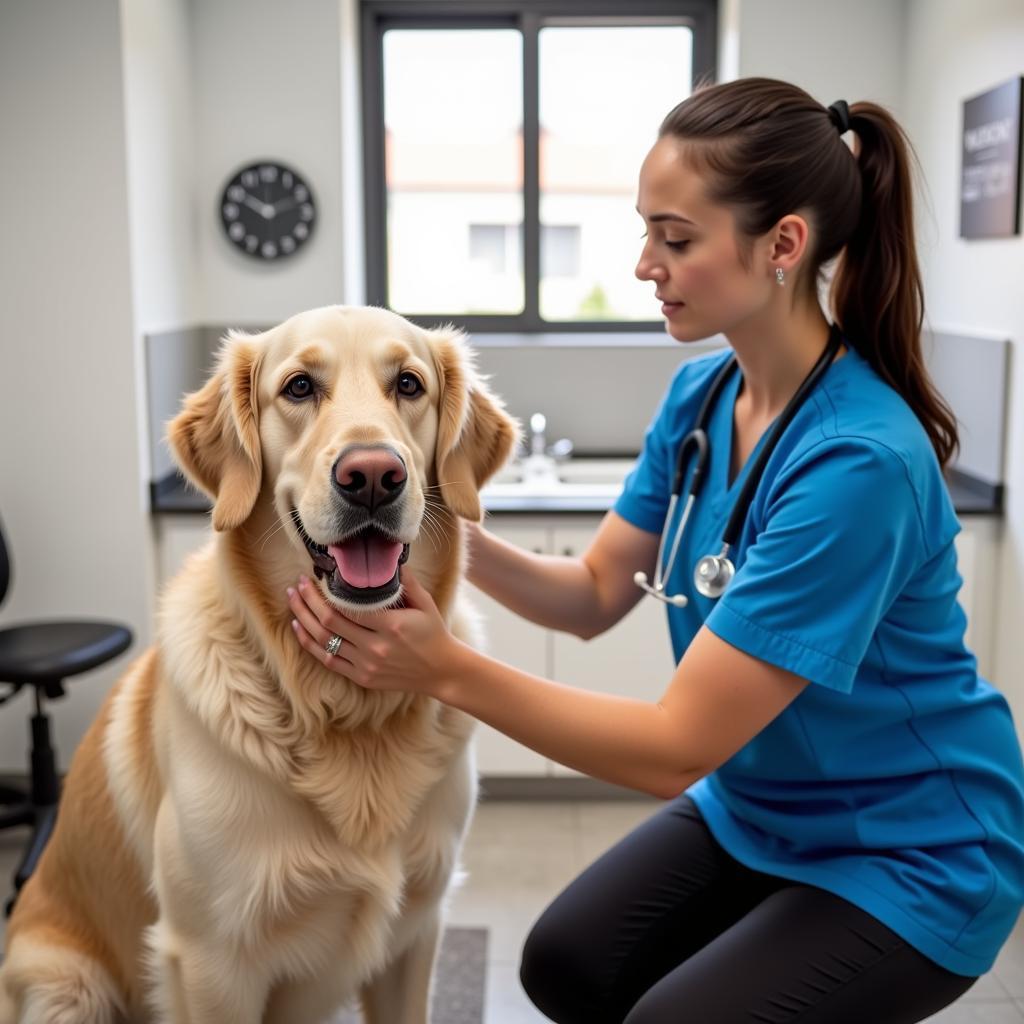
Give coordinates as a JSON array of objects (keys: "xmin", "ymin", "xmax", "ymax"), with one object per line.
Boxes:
[{"xmin": 151, "ymin": 464, "xmax": 1002, "ymax": 517}]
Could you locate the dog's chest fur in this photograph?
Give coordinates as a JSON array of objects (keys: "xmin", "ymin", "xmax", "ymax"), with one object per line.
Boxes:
[{"xmin": 138, "ymin": 543, "xmax": 476, "ymax": 964}]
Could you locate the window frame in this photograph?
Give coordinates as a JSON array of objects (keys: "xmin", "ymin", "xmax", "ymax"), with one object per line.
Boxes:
[{"xmin": 360, "ymin": 0, "xmax": 718, "ymax": 333}]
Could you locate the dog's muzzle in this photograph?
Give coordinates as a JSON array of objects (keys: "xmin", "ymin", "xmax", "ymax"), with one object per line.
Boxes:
[{"xmin": 292, "ymin": 511, "xmax": 411, "ymax": 605}]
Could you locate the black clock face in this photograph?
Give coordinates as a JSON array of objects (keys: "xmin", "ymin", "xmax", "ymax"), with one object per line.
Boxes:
[{"xmin": 219, "ymin": 161, "xmax": 316, "ymax": 260}]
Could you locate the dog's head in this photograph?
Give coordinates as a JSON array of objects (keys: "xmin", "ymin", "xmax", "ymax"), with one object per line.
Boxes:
[{"xmin": 167, "ymin": 305, "xmax": 519, "ymax": 611}]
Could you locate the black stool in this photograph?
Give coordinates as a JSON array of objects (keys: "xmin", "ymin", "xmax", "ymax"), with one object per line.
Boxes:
[{"xmin": 0, "ymin": 517, "xmax": 132, "ymax": 916}]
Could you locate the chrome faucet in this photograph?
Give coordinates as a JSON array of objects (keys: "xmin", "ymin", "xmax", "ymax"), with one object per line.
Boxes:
[
  {"xmin": 529, "ymin": 413, "xmax": 547, "ymax": 456},
  {"xmin": 527, "ymin": 413, "xmax": 574, "ymax": 462}
]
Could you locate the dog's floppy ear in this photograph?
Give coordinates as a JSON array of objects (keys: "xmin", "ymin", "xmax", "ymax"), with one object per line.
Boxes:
[
  {"xmin": 430, "ymin": 327, "xmax": 520, "ymax": 521},
  {"xmin": 167, "ymin": 333, "xmax": 263, "ymax": 532}
]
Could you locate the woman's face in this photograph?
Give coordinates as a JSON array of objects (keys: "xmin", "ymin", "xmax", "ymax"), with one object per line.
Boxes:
[{"xmin": 635, "ymin": 136, "xmax": 774, "ymax": 342}]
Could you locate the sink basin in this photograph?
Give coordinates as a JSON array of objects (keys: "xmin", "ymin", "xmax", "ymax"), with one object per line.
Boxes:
[
  {"xmin": 481, "ymin": 457, "xmax": 637, "ymax": 505},
  {"xmin": 554, "ymin": 460, "xmax": 636, "ymax": 486}
]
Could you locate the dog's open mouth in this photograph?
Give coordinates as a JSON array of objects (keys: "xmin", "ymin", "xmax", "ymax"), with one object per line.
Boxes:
[{"xmin": 292, "ymin": 511, "xmax": 410, "ymax": 604}]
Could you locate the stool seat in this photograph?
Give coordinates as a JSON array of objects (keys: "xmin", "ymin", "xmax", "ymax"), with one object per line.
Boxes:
[{"xmin": 0, "ymin": 621, "xmax": 133, "ymax": 686}]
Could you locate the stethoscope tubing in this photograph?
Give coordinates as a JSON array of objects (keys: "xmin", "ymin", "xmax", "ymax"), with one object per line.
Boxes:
[{"xmin": 641, "ymin": 324, "xmax": 844, "ymax": 605}]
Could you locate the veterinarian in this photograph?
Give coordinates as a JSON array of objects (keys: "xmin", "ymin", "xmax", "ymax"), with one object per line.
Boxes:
[{"xmin": 288, "ymin": 77, "xmax": 1024, "ymax": 1023}]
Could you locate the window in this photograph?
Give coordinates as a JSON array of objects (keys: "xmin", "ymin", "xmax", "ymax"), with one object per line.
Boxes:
[{"xmin": 361, "ymin": 1, "xmax": 717, "ymax": 332}]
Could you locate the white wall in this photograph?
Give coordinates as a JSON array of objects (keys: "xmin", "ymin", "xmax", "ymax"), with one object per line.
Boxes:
[
  {"xmin": 191, "ymin": 0, "xmax": 350, "ymax": 324},
  {"xmin": 735, "ymin": 0, "xmax": 906, "ymax": 114},
  {"xmin": 902, "ymin": 0, "xmax": 1024, "ymax": 736},
  {"xmin": 0, "ymin": 0, "xmax": 152, "ymax": 772},
  {"xmin": 121, "ymin": 0, "xmax": 202, "ymax": 485},
  {"xmin": 121, "ymin": 0, "xmax": 200, "ymax": 333}
]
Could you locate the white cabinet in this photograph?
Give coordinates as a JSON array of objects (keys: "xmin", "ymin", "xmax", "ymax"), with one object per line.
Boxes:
[
  {"xmin": 464, "ymin": 516, "xmax": 675, "ymax": 778},
  {"xmin": 460, "ymin": 524, "xmax": 550, "ymax": 776},
  {"xmin": 955, "ymin": 516, "xmax": 1000, "ymax": 681},
  {"xmin": 155, "ymin": 514, "xmax": 213, "ymax": 587},
  {"xmin": 547, "ymin": 524, "xmax": 675, "ymax": 777}
]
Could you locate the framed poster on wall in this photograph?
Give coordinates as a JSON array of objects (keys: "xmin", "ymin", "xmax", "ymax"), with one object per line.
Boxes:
[{"xmin": 960, "ymin": 76, "xmax": 1023, "ymax": 239}]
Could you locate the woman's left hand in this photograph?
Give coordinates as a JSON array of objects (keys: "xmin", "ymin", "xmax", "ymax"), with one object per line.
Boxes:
[{"xmin": 287, "ymin": 568, "xmax": 460, "ymax": 695}]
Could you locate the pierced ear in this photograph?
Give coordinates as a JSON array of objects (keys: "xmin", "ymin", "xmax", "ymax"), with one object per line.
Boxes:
[
  {"xmin": 430, "ymin": 328, "xmax": 520, "ymax": 521},
  {"xmin": 167, "ymin": 334, "xmax": 264, "ymax": 532}
]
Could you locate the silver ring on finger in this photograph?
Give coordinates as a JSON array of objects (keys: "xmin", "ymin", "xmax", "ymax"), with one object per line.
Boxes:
[{"xmin": 324, "ymin": 633, "xmax": 344, "ymax": 657}]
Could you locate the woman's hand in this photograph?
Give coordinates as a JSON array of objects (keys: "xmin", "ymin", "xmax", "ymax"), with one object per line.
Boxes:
[{"xmin": 286, "ymin": 568, "xmax": 463, "ymax": 696}]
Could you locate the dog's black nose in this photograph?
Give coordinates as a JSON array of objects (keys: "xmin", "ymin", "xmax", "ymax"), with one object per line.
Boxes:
[{"xmin": 333, "ymin": 446, "xmax": 407, "ymax": 511}]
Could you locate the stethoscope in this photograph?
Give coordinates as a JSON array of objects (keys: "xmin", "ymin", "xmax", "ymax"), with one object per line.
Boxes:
[{"xmin": 635, "ymin": 324, "xmax": 844, "ymax": 607}]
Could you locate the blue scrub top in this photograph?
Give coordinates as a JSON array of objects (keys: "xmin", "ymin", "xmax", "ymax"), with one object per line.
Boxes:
[{"xmin": 614, "ymin": 342, "xmax": 1024, "ymax": 976}]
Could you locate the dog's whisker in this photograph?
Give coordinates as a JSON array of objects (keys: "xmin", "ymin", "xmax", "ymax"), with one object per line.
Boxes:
[
  {"xmin": 418, "ymin": 504, "xmax": 452, "ymax": 557},
  {"xmin": 416, "ymin": 512, "xmax": 443, "ymax": 554},
  {"xmin": 258, "ymin": 520, "xmax": 289, "ymax": 554},
  {"xmin": 252, "ymin": 516, "xmax": 287, "ymax": 550},
  {"xmin": 422, "ymin": 481, "xmax": 471, "ymax": 491}
]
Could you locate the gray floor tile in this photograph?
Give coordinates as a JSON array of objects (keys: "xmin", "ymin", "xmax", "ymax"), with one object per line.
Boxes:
[
  {"xmin": 483, "ymin": 963, "xmax": 549, "ymax": 1024},
  {"xmin": 576, "ymin": 797, "xmax": 660, "ymax": 867},
  {"xmin": 994, "ymin": 915, "xmax": 1024, "ymax": 997},
  {"xmin": 921, "ymin": 999, "xmax": 1024, "ymax": 1022},
  {"xmin": 964, "ymin": 973, "xmax": 1015, "ymax": 1001},
  {"xmin": 447, "ymin": 800, "xmax": 580, "ymax": 964}
]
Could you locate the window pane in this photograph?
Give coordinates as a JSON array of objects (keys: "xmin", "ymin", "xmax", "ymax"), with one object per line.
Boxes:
[
  {"xmin": 539, "ymin": 25, "xmax": 692, "ymax": 321},
  {"xmin": 384, "ymin": 29, "xmax": 523, "ymax": 315}
]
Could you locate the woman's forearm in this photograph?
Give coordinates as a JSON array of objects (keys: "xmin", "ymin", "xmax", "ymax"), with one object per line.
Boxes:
[
  {"xmin": 439, "ymin": 639, "xmax": 700, "ymax": 799},
  {"xmin": 464, "ymin": 521, "xmax": 607, "ymax": 638}
]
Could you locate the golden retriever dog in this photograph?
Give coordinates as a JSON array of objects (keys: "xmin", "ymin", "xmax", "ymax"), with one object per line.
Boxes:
[{"xmin": 0, "ymin": 305, "xmax": 518, "ymax": 1024}]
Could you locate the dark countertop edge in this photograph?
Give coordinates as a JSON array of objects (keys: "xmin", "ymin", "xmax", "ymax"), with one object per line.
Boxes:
[{"xmin": 151, "ymin": 466, "xmax": 1003, "ymax": 518}]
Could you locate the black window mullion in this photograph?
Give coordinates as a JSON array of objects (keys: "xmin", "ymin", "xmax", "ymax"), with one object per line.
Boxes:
[
  {"xmin": 361, "ymin": 10, "xmax": 387, "ymax": 307},
  {"xmin": 521, "ymin": 12, "xmax": 541, "ymax": 327}
]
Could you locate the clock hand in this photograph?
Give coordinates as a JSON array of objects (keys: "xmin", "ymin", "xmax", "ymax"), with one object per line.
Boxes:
[
  {"xmin": 242, "ymin": 194, "xmax": 275, "ymax": 220},
  {"xmin": 272, "ymin": 197, "xmax": 298, "ymax": 215}
]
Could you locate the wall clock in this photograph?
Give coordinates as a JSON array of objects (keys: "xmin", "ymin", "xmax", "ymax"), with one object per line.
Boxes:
[{"xmin": 219, "ymin": 160, "xmax": 316, "ymax": 260}]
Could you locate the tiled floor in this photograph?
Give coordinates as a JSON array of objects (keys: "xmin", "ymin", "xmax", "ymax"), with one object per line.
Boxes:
[{"xmin": 2, "ymin": 799, "xmax": 1023, "ymax": 1022}]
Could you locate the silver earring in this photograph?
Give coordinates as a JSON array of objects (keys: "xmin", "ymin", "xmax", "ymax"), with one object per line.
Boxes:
[{"xmin": 776, "ymin": 267, "xmax": 785, "ymax": 286}]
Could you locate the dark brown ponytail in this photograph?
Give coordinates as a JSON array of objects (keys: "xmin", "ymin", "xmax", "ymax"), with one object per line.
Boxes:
[{"xmin": 660, "ymin": 78, "xmax": 959, "ymax": 467}]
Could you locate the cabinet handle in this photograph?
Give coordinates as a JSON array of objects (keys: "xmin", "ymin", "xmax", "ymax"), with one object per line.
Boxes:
[
  {"xmin": 532, "ymin": 547, "xmax": 543, "ymax": 555},
  {"xmin": 562, "ymin": 546, "xmax": 574, "ymax": 557}
]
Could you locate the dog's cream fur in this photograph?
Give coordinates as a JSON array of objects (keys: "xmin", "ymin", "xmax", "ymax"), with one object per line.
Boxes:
[{"xmin": 0, "ymin": 306, "xmax": 519, "ymax": 1024}]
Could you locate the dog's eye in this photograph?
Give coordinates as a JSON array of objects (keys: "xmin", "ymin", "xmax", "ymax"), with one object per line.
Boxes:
[
  {"xmin": 283, "ymin": 374, "xmax": 316, "ymax": 401},
  {"xmin": 396, "ymin": 372, "xmax": 424, "ymax": 398}
]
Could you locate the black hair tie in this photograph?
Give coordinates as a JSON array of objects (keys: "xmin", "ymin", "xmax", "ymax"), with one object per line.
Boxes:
[{"xmin": 827, "ymin": 100, "xmax": 851, "ymax": 134}]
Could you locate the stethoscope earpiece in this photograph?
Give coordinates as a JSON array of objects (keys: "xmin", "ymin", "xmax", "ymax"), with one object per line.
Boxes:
[{"xmin": 633, "ymin": 570, "xmax": 689, "ymax": 608}]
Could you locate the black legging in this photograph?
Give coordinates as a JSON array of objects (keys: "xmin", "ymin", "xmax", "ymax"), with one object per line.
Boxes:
[{"xmin": 519, "ymin": 796, "xmax": 977, "ymax": 1023}]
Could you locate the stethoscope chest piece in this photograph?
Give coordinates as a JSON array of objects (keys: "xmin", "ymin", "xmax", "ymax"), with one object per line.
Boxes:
[{"xmin": 693, "ymin": 549, "xmax": 735, "ymax": 599}]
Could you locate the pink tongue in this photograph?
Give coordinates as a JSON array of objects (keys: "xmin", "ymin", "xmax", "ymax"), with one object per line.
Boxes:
[{"xmin": 328, "ymin": 536, "xmax": 403, "ymax": 589}]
